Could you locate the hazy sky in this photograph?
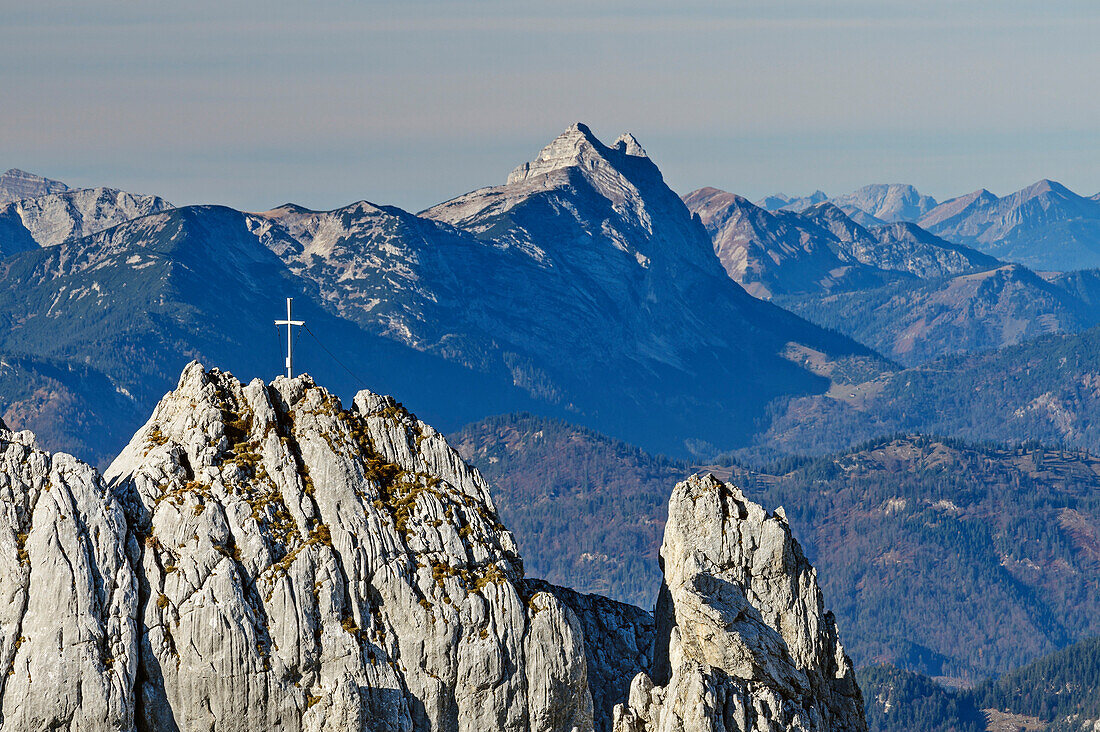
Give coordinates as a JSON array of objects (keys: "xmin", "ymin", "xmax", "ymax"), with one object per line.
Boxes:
[{"xmin": 2, "ymin": 1, "xmax": 1098, "ymax": 212}]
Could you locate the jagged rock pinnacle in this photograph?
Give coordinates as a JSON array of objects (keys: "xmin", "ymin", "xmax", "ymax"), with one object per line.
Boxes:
[
  {"xmin": 0, "ymin": 364, "xmax": 867, "ymax": 732},
  {"xmin": 612, "ymin": 474, "xmax": 866, "ymax": 732},
  {"xmin": 506, "ymin": 123, "xmax": 651, "ymax": 185}
]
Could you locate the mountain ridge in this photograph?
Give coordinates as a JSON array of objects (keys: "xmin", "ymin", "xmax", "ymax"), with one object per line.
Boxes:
[
  {"xmin": 0, "ymin": 361, "xmax": 868, "ymax": 732},
  {"xmin": 1, "ymin": 124, "xmax": 887, "ymax": 466},
  {"xmin": 0, "ymin": 168, "xmax": 69, "ymax": 204},
  {"xmin": 753, "ymin": 180, "xmax": 1100, "ymax": 271}
]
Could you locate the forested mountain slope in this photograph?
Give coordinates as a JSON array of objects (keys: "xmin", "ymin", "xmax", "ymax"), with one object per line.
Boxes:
[
  {"xmin": 749, "ymin": 324, "xmax": 1100, "ymax": 459},
  {"xmin": 455, "ymin": 416, "xmax": 1100, "ymax": 681}
]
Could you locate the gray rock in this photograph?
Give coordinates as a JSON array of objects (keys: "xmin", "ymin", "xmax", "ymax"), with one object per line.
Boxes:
[
  {"xmin": 531, "ymin": 580, "xmax": 655, "ymax": 732},
  {"xmin": 0, "ymin": 421, "xmax": 139, "ymax": 731},
  {"xmin": 830, "ymin": 184, "xmax": 937, "ymax": 224},
  {"xmin": 103, "ymin": 362, "xmax": 593, "ymax": 732},
  {"xmin": 0, "ymin": 169, "xmax": 69, "ymax": 205},
  {"xmin": 0, "ymin": 186, "xmax": 172, "ymax": 249},
  {"xmin": 611, "ymin": 474, "xmax": 866, "ymax": 732},
  {"xmin": 0, "ymin": 366, "xmax": 868, "ymax": 732}
]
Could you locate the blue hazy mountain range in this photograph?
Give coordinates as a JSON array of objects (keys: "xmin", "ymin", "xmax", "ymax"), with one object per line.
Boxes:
[
  {"xmin": 0, "ymin": 126, "xmax": 882, "ymax": 465},
  {"xmin": 4, "ymin": 125, "xmax": 1100, "ymax": 468},
  {"xmin": 758, "ymin": 180, "xmax": 1100, "ymax": 271},
  {"xmin": 689, "ymin": 187, "xmax": 1100, "ymax": 365}
]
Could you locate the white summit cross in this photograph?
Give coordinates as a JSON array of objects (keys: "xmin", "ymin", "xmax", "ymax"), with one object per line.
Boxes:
[{"xmin": 274, "ymin": 297, "xmax": 305, "ymax": 378}]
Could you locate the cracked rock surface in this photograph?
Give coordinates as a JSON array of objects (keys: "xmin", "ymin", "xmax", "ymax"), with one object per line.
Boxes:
[
  {"xmin": 0, "ymin": 368, "xmax": 866, "ymax": 732},
  {"xmin": 0, "ymin": 363, "xmax": 594, "ymax": 731},
  {"xmin": 612, "ymin": 474, "xmax": 866, "ymax": 732},
  {"xmin": 105, "ymin": 362, "xmax": 593, "ymax": 732},
  {"xmin": 0, "ymin": 419, "xmax": 138, "ymax": 731},
  {"xmin": 532, "ymin": 580, "xmax": 655, "ymax": 732}
]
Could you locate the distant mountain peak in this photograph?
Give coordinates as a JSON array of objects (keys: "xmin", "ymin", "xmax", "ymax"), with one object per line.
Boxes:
[
  {"xmin": 1019, "ymin": 178, "xmax": 1073, "ymax": 198},
  {"xmin": 612, "ymin": 132, "xmax": 647, "ymax": 158},
  {"xmin": 755, "ymin": 193, "xmax": 792, "ymax": 209},
  {"xmin": 918, "ymin": 180, "xmax": 1100, "ymax": 269},
  {"xmin": 0, "ymin": 168, "xmax": 70, "ymax": 205},
  {"xmin": 802, "ymin": 200, "xmax": 849, "ymax": 219},
  {"xmin": 0, "ymin": 168, "xmax": 68, "ymax": 187},
  {"xmin": 0, "ymin": 186, "xmax": 173, "ymax": 250},
  {"xmin": 757, "ymin": 190, "xmax": 827, "ymax": 212},
  {"xmin": 506, "ymin": 123, "xmax": 656, "ymax": 186},
  {"xmin": 831, "ymin": 183, "xmax": 937, "ymax": 223}
]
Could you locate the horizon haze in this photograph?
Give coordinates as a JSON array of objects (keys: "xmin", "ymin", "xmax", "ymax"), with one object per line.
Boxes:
[{"xmin": 2, "ymin": 1, "xmax": 1098, "ymax": 211}]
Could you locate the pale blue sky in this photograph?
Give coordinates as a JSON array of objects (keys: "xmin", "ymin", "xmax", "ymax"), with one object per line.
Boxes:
[{"xmin": 2, "ymin": 1, "xmax": 1098, "ymax": 211}]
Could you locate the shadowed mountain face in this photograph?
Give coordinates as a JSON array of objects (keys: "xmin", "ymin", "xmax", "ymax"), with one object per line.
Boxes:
[
  {"xmin": 776, "ymin": 264, "xmax": 1100, "ymax": 365},
  {"xmin": 740, "ymin": 323, "xmax": 1100, "ymax": 464},
  {"xmin": 0, "ymin": 206, "xmax": 551, "ymax": 465},
  {"xmin": 0, "ymin": 126, "xmax": 883, "ymax": 465}
]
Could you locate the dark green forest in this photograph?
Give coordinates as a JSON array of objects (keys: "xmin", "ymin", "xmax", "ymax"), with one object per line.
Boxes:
[{"xmin": 860, "ymin": 636, "xmax": 1100, "ymax": 731}]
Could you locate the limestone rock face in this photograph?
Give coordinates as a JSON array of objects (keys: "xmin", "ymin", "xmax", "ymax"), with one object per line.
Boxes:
[
  {"xmin": 102, "ymin": 362, "xmax": 593, "ymax": 732},
  {"xmin": 0, "ymin": 186, "xmax": 172, "ymax": 249},
  {"xmin": 0, "ymin": 169, "xmax": 69, "ymax": 205},
  {"xmin": 532, "ymin": 581, "xmax": 655, "ymax": 732},
  {"xmin": 0, "ymin": 421, "xmax": 139, "ymax": 731},
  {"xmin": 0, "ymin": 368, "xmax": 869, "ymax": 732},
  {"xmin": 612, "ymin": 474, "xmax": 866, "ymax": 732},
  {"xmin": 0, "ymin": 365, "xmax": 596, "ymax": 731}
]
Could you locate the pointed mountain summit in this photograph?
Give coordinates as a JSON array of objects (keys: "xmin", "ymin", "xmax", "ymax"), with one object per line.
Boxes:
[
  {"xmin": 919, "ymin": 180, "xmax": 1100, "ymax": 270},
  {"xmin": 0, "ymin": 168, "xmax": 69, "ymax": 205},
  {"xmin": 505, "ymin": 123, "xmax": 652, "ymax": 186},
  {"xmin": 799, "ymin": 201, "xmax": 879, "ymax": 244},
  {"xmin": 417, "ymin": 125, "xmax": 884, "ymax": 453},
  {"xmin": 916, "ymin": 188, "xmax": 998, "ymax": 232},
  {"xmin": 425, "ymin": 122, "xmax": 694, "ymax": 271}
]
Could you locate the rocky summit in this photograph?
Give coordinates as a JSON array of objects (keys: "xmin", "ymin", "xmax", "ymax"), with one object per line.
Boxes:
[
  {"xmin": 0, "ymin": 364, "xmax": 866, "ymax": 731},
  {"xmin": 0, "ymin": 125, "xmax": 883, "ymax": 466},
  {"xmin": 612, "ymin": 475, "xmax": 865, "ymax": 732},
  {"xmin": 0, "ymin": 186, "xmax": 172, "ymax": 251},
  {"xmin": 0, "ymin": 169, "xmax": 69, "ymax": 206}
]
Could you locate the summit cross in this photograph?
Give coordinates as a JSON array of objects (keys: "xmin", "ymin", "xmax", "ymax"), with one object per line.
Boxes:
[{"xmin": 274, "ymin": 297, "xmax": 305, "ymax": 379}]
